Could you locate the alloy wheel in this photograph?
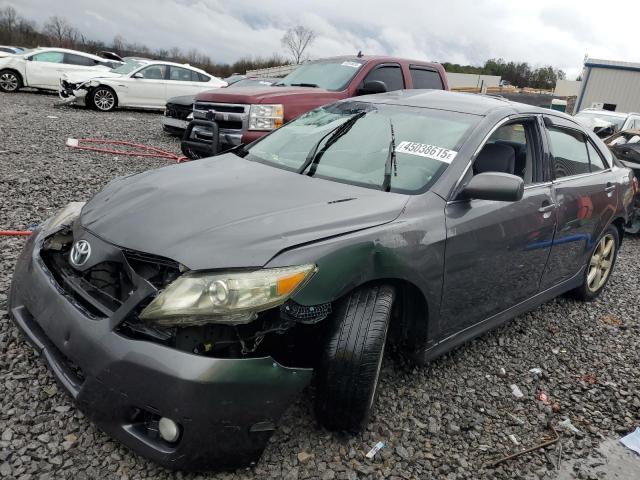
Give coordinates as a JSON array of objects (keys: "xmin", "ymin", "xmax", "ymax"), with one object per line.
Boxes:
[
  {"xmin": 587, "ymin": 233, "xmax": 615, "ymax": 292},
  {"xmin": 0, "ymin": 73, "xmax": 18, "ymax": 91},
  {"xmin": 94, "ymin": 89, "xmax": 115, "ymax": 111}
]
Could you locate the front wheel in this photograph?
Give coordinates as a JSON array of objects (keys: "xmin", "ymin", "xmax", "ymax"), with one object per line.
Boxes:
[
  {"xmin": 90, "ymin": 86, "xmax": 117, "ymax": 111},
  {"xmin": 571, "ymin": 225, "xmax": 619, "ymax": 301},
  {"xmin": 0, "ymin": 70, "xmax": 22, "ymax": 92},
  {"xmin": 314, "ymin": 284, "xmax": 395, "ymax": 432}
]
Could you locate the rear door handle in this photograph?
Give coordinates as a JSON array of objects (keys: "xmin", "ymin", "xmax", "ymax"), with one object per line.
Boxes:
[
  {"xmin": 604, "ymin": 185, "xmax": 616, "ymax": 192},
  {"xmin": 538, "ymin": 203, "xmax": 556, "ymax": 213}
]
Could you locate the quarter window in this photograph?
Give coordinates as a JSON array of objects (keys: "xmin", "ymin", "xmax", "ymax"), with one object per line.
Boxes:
[
  {"xmin": 586, "ymin": 142, "xmax": 608, "ymax": 171},
  {"xmin": 547, "ymin": 127, "xmax": 602, "ymax": 178},
  {"xmin": 31, "ymin": 51, "xmax": 64, "ymax": 63},
  {"xmin": 362, "ymin": 65, "xmax": 404, "ymax": 92},
  {"xmin": 410, "ymin": 67, "xmax": 443, "ymax": 89}
]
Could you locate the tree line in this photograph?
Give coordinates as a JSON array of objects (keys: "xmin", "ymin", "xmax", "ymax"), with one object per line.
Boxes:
[
  {"xmin": 1, "ymin": 6, "xmax": 567, "ymax": 88},
  {"xmin": 443, "ymin": 59, "xmax": 566, "ymax": 90},
  {"xmin": 0, "ymin": 6, "xmax": 287, "ymax": 77}
]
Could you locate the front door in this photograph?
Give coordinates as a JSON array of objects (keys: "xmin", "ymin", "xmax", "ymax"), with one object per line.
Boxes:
[
  {"xmin": 440, "ymin": 116, "xmax": 556, "ymax": 335},
  {"xmin": 539, "ymin": 117, "xmax": 618, "ymax": 289},
  {"xmin": 25, "ymin": 50, "xmax": 66, "ymax": 88}
]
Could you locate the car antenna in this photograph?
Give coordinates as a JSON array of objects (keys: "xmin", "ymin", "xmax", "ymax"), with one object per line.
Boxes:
[{"xmin": 357, "ymin": 51, "xmax": 363, "ymax": 58}]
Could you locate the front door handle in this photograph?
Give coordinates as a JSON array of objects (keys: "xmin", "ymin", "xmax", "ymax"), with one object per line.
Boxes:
[
  {"xmin": 604, "ymin": 184, "xmax": 616, "ymax": 192},
  {"xmin": 538, "ymin": 202, "xmax": 556, "ymax": 219}
]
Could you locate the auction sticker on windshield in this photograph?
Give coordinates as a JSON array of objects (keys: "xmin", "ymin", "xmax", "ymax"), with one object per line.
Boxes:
[
  {"xmin": 341, "ymin": 61, "xmax": 362, "ymax": 68},
  {"xmin": 395, "ymin": 141, "xmax": 458, "ymax": 163}
]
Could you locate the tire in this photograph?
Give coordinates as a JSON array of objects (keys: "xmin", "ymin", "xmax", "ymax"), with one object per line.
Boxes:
[
  {"xmin": 570, "ymin": 224, "xmax": 619, "ymax": 301},
  {"xmin": 90, "ymin": 86, "xmax": 117, "ymax": 111},
  {"xmin": 315, "ymin": 284, "xmax": 395, "ymax": 432},
  {"xmin": 0, "ymin": 69, "xmax": 22, "ymax": 93}
]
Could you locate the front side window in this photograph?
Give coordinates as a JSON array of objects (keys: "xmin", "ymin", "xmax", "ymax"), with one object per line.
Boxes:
[
  {"xmin": 547, "ymin": 127, "xmax": 600, "ymax": 178},
  {"xmin": 276, "ymin": 59, "xmax": 365, "ymax": 91},
  {"xmin": 586, "ymin": 142, "xmax": 608, "ymax": 171},
  {"xmin": 245, "ymin": 102, "xmax": 479, "ymax": 193},
  {"xmin": 137, "ymin": 65, "xmax": 167, "ymax": 80},
  {"xmin": 361, "ymin": 65, "xmax": 404, "ymax": 92},
  {"xmin": 410, "ymin": 67, "xmax": 443, "ymax": 90},
  {"xmin": 31, "ymin": 51, "xmax": 64, "ymax": 63}
]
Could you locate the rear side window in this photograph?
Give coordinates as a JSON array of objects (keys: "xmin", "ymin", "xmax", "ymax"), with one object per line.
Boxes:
[
  {"xmin": 410, "ymin": 67, "xmax": 443, "ymax": 89},
  {"xmin": 64, "ymin": 53, "xmax": 97, "ymax": 66},
  {"xmin": 32, "ymin": 51, "xmax": 64, "ymax": 63},
  {"xmin": 169, "ymin": 66, "xmax": 193, "ymax": 81},
  {"xmin": 138, "ymin": 65, "xmax": 167, "ymax": 80},
  {"xmin": 586, "ymin": 142, "xmax": 608, "ymax": 171},
  {"xmin": 362, "ymin": 65, "xmax": 404, "ymax": 92},
  {"xmin": 547, "ymin": 127, "xmax": 603, "ymax": 178}
]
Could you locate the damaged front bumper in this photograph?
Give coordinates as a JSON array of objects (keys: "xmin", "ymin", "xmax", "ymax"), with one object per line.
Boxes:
[
  {"xmin": 8, "ymin": 228, "xmax": 312, "ymax": 471},
  {"xmin": 58, "ymin": 79, "xmax": 88, "ymax": 106}
]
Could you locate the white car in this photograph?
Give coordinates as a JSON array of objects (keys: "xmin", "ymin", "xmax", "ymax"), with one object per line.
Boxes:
[
  {"xmin": 59, "ymin": 60, "xmax": 227, "ymax": 111},
  {"xmin": 0, "ymin": 47, "xmax": 118, "ymax": 93},
  {"xmin": 0, "ymin": 46, "xmax": 24, "ymax": 58}
]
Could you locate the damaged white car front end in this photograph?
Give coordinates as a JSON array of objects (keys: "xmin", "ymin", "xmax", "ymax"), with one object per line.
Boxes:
[{"xmin": 58, "ymin": 71, "xmax": 122, "ymax": 106}]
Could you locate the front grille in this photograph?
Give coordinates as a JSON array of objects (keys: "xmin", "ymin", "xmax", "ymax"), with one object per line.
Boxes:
[
  {"xmin": 193, "ymin": 102, "xmax": 249, "ymax": 133},
  {"xmin": 166, "ymin": 103, "xmax": 192, "ymax": 120},
  {"xmin": 122, "ymin": 249, "xmax": 181, "ymax": 290}
]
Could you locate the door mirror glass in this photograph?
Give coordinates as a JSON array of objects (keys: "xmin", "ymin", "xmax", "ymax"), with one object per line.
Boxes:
[
  {"xmin": 132, "ymin": 72, "xmax": 144, "ymax": 79},
  {"xmin": 462, "ymin": 172, "xmax": 524, "ymax": 202},
  {"xmin": 357, "ymin": 80, "xmax": 387, "ymax": 95}
]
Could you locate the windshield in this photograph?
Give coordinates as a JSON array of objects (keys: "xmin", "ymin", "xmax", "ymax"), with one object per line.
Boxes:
[
  {"xmin": 276, "ymin": 59, "xmax": 366, "ymax": 91},
  {"xmin": 245, "ymin": 102, "xmax": 479, "ymax": 193},
  {"xmin": 575, "ymin": 111, "xmax": 626, "ymax": 130},
  {"xmin": 111, "ymin": 60, "xmax": 145, "ymax": 74}
]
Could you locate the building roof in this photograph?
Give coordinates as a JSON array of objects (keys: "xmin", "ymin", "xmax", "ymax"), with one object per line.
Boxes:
[{"xmin": 585, "ymin": 58, "xmax": 640, "ymax": 73}]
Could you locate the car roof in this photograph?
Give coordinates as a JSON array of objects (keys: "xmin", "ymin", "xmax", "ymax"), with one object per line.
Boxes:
[
  {"xmin": 32, "ymin": 47, "xmax": 110, "ymax": 62},
  {"xmin": 355, "ymin": 89, "xmax": 554, "ymax": 117},
  {"xmin": 131, "ymin": 59, "xmax": 211, "ymax": 76}
]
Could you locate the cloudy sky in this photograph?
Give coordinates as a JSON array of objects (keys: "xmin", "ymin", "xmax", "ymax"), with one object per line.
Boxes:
[{"xmin": 4, "ymin": 0, "xmax": 638, "ymax": 78}]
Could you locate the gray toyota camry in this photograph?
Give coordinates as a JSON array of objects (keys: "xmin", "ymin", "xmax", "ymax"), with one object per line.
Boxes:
[{"xmin": 9, "ymin": 90, "xmax": 635, "ymax": 470}]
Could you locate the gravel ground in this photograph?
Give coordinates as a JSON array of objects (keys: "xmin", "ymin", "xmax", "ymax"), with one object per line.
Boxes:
[{"xmin": 1, "ymin": 91, "xmax": 639, "ymax": 480}]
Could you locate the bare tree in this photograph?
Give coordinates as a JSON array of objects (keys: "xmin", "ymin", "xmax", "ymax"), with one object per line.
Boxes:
[
  {"xmin": 43, "ymin": 16, "xmax": 78, "ymax": 47},
  {"xmin": 281, "ymin": 25, "xmax": 315, "ymax": 64}
]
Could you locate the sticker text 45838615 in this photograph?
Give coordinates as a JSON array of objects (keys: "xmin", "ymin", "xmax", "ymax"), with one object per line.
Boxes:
[{"xmin": 395, "ymin": 141, "xmax": 458, "ymax": 163}]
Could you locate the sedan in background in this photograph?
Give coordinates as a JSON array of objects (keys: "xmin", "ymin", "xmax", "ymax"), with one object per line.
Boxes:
[
  {"xmin": 0, "ymin": 47, "xmax": 118, "ymax": 92},
  {"xmin": 59, "ymin": 59, "xmax": 227, "ymax": 111},
  {"xmin": 0, "ymin": 46, "xmax": 24, "ymax": 58},
  {"xmin": 575, "ymin": 108, "xmax": 640, "ymax": 137},
  {"xmin": 9, "ymin": 90, "xmax": 633, "ymax": 470},
  {"xmin": 162, "ymin": 77, "xmax": 280, "ymax": 136}
]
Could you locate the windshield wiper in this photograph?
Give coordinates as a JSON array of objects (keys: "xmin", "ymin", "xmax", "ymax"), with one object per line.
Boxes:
[
  {"xmin": 298, "ymin": 111, "xmax": 367, "ymax": 176},
  {"xmin": 290, "ymin": 82, "xmax": 319, "ymax": 88},
  {"xmin": 381, "ymin": 119, "xmax": 397, "ymax": 192}
]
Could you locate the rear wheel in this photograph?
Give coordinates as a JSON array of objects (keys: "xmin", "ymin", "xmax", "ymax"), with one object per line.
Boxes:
[
  {"xmin": 571, "ymin": 225, "xmax": 619, "ymax": 301},
  {"xmin": 315, "ymin": 284, "xmax": 395, "ymax": 432},
  {"xmin": 90, "ymin": 86, "xmax": 117, "ymax": 111},
  {"xmin": 0, "ymin": 70, "xmax": 22, "ymax": 92}
]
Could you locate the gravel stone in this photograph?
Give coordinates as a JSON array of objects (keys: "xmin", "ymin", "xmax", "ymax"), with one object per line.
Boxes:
[{"xmin": 1, "ymin": 91, "xmax": 639, "ymax": 479}]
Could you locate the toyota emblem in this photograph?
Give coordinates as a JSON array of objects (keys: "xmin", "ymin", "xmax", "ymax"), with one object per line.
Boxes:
[{"xmin": 69, "ymin": 240, "xmax": 91, "ymax": 267}]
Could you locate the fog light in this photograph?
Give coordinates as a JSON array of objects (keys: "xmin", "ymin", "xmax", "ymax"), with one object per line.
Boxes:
[{"xmin": 158, "ymin": 417, "xmax": 180, "ymax": 443}]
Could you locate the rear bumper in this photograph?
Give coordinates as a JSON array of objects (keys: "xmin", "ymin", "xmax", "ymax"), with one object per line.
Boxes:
[{"xmin": 9, "ymin": 228, "xmax": 312, "ymax": 470}]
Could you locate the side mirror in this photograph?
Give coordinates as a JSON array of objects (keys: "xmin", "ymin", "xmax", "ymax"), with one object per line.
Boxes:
[
  {"xmin": 462, "ymin": 172, "xmax": 524, "ymax": 202},
  {"xmin": 132, "ymin": 72, "xmax": 143, "ymax": 79},
  {"xmin": 357, "ymin": 80, "xmax": 387, "ymax": 95}
]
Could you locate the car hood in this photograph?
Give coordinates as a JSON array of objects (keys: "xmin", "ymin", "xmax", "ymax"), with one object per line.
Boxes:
[
  {"xmin": 80, "ymin": 154, "xmax": 408, "ymax": 270},
  {"xmin": 167, "ymin": 94, "xmax": 195, "ymax": 106},
  {"xmin": 195, "ymin": 85, "xmax": 332, "ymax": 104},
  {"xmin": 62, "ymin": 69, "xmax": 122, "ymax": 85}
]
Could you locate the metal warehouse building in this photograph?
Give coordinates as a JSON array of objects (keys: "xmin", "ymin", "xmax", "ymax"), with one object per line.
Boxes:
[{"xmin": 576, "ymin": 58, "xmax": 640, "ymax": 113}]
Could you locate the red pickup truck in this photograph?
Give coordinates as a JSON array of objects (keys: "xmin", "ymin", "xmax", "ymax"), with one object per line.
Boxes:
[{"xmin": 181, "ymin": 55, "xmax": 448, "ymax": 158}]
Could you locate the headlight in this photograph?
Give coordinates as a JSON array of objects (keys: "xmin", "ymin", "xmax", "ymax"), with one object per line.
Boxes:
[
  {"xmin": 248, "ymin": 104, "xmax": 284, "ymax": 131},
  {"xmin": 44, "ymin": 202, "xmax": 85, "ymax": 234},
  {"xmin": 139, "ymin": 264, "xmax": 316, "ymax": 326}
]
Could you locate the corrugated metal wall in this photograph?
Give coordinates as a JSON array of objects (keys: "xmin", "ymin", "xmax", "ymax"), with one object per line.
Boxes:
[{"xmin": 580, "ymin": 68, "xmax": 640, "ymax": 112}]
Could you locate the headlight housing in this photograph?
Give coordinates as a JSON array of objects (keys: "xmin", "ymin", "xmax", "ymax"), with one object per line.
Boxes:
[
  {"xmin": 248, "ymin": 104, "xmax": 284, "ymax": 131},
  {"xmin": 44, "ymin": 202, "xmax": 85, "ymax": 235},
  {"xmin": 139, "ymin": 264, "xmax": 316, "ymax": 326}
]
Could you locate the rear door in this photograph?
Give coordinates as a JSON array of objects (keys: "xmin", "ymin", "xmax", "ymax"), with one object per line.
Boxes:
[
  {"xmin": 440, "ymin": 115, "xmax": 556, "ymax": 334},
  {"xmin": 539, "ymin": 116, "xmax": 618, "ymax": 289},
  {"xmin": 25, "ymin": 50, "xmax": 65, "ymax": 88},
  {"xmin": 165, "ymin": 66, "xmax": 210, "ymax": 100}
]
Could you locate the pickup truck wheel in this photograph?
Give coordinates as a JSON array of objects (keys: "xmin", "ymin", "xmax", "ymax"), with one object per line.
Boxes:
[
  {"xmin": 571, "ymin": 224, "xmax": 619, "ymax": 301},
  {"xmin": 0, "ymin": 70, "xmax": 22, "ymax": 92},
  {"xmin": 90, "ymin": 86, "xmax": 117, "ymax": 111},
  {"xmin": 315, "ymin": 284, "xmax": 395, "ymax": 432}
]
